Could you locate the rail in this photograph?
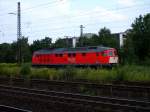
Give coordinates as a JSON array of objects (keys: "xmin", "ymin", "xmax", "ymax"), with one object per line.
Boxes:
[
  {"xmin": 0, "ymin": 85, "xmax": 150, "ymax": 112},
  {"xmin": 0, "ymin": 105, "xmax": 31, "ymax": 112},
  {"xmin": 0, "ymin": 77, "xmax": 150, "ymax": 101}
]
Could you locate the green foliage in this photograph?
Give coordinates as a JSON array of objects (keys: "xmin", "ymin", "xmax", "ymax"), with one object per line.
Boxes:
[
  {"xmin": 120, "ymin": 65, "xmax": 150, "ymax": 82},
  {"xmin": 98, "ymin": 27, "xmax": 118, "ymax": 48},
  {"xmin": 114, "ymin": 67, "xmax": 126, "ymax": 81},
  {"xmin": 30, "ymin": 68, "xmax": 56, "ymax": 80},
  {"xmin": 57, "ymin": 66, "xmax": 77, "ymax": 80},
  {"xmin": 19, "ymin": 37, "xmax": 31, "ymax": 62},
  {"xmin": 124, "ymin": 13, "xmax": 150, "ymax": 63},
  {"xmin": 30, "ymin": 37, "xmax": 52, "ymax": 53},
  {"xmin": 0, "ymin": 63, "xmax": 150, "ymax": 82},
  {"xmin": 0, "ymin": 66, "xmax": 20, "ymax": 77},
  {"xmin": 77, "ymin": 36, "xmax": 91, "ymax": 47},
  {"xmin": 52, "ymin": 38, "xmax": 72, "ymax": 48},
  {"xmin": 0, "ymin": 63, "xmax": 18, "ymax": 67},
  {"xmin": 20, "ymin": 64, "xmax": 31, "ymax": 77},
  {"xmin": 0, "ymin": 37, "xmax": 31, "ymax": 63},
  {"xmin": 0, "ymin": 43, "xmax": 15, "ymax": 63}
]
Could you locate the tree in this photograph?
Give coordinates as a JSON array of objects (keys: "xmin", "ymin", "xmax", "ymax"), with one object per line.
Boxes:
[
  {"xmin": 98, "ymin": 27, "xmax": 118, "ymax": 48},
  {"xmin": 30, "ymin": 37, "xmax": 52, "ymax": 53},
  {"xmin": 11, "ymin": 37, "xmax": 31, "ymax": 63},
  {"xmin": 76, "ymin": 34, "xmax": 100, "ymax": 47},
  {"xmin": 52, "ymin": 38, "xmax": 70, "ymax": 48},
  {"xmin": 120, "ymin": 29, "xmax": 138, "ymax": 64},
  {"xmin": 125, "ymin": 13, "xmax": 150, "ymax": 62},
  {"xmin": 20, "ymin": 37, "xmax": 31, "ymax": 62},
  {"xmin": 98, "ymin": 27, "xmax": 111, "ymax": 38},
  {"xmin": 77, "ymin": 36, "xmax": 91, "ymax": 47},
  {"xmin": 0, "ymin": 43, "xmax": 14, "ymax": 63},
  {"xmin": 90, "ymin": 34, "xmax": 101, "ymax": 46}
]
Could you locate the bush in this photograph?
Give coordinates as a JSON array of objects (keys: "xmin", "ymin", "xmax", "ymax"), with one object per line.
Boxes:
[
  {"xmin": 31, "ymin": 68, "xmax": 57, "ymax": 80},
  {"xmin": 57, "ymin": 66, "xmax": 77, "ymax": 80},
  {"xmin": 0, "ymin": 63, "xmax": 150, "ymax": 83},
  {"xmin": 20, "ymin": 63, "xmax": 31, "ymax": 78},
  {"xmin": 114, "ymin": 67, "xmax": 126, "ymax": 81},
  {"xmin": 0, "ymin": 66, "xmax": 20, "ymax": 78},
  {"xmin": 0, "ymin": 63, "xmax": 18, "ymax": 68}
]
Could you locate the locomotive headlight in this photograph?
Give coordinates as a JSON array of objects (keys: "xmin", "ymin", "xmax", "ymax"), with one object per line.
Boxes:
[{"xmin": 109, "ymin": 57, "xmax": 118, "ymax": 64}]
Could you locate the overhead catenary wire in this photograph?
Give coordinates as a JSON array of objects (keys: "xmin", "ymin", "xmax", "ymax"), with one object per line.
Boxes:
[
  {"xmin": 0, "ymin": 3, "xmax": 149, "ymax": 27},
  {"xmin": 6, "ymin": 20, "xmax": 130, "ymax": 37},
  {"xmin": 24, "ymin": 3, "xmax": 149, "ymax": 22},
  {"xmin": 0, "ymin": 0, "xmax": 63, "ymax": 16}
]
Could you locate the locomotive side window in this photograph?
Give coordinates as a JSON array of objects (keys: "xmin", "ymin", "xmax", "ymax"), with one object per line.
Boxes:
[
  {"xmin": 109, "ymin": 51, "xmax": 113, "ymax": 56},
  {"xmin": 96, "ymin": 53, "xmax": 99, "ymax": 56},
  {"xmin": 72, "ymin": 53, "xmax": 76, "ymax": 57},
  {"xmin": 55, "ymin": 54, "xmax": 63, "ymax": 57},
  {"xmin": 55, "ymin": 54, "xmax": 58, "ymax": 57},
  {"xmin": 82, "ymin": 53, "xmax": 86, "ymax": 56},
  {"xmin": 34, "ymin": 54, "xmax": 37, "ymax": 57},
  {"xmin": 101, "ymin": 52, "xmax": 107, "ymax": 56},
  {"xmin": 68, "ymin": 53, "xmax": 71, "ymax": 57},
  {"xmin": 59, "ymin": 54, "xmax": 63, "ymax": 57},
  {"xmin": 68, "ymin": 53, "xmax": 76, "ymax": 57}
]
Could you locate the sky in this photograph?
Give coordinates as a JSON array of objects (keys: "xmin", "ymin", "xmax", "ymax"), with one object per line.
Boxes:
[{"xmin": 0, "ymin": 0, "xmax": 149, "ymax": 43}]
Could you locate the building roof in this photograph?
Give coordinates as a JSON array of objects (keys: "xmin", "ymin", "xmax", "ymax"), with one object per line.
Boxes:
[{"xmin": 34, "ymin": 46, "xmax": 113, "ymax": 54}]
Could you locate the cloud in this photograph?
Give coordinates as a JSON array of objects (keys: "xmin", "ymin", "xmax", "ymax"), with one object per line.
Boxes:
[
  {"xmin": 92, "ymin": 6, "xmax": 127, "ymax": 22},
  {"xmin": 56, "ymin": 0, "xmax": 71, "ymax": 14},
  {"xmin": 67, "ymin": 6, "xmax": 127, "ymax": 26},
  {"xmin": 117, "ymin": 0, "xmax": 135, "ymax": 7}
]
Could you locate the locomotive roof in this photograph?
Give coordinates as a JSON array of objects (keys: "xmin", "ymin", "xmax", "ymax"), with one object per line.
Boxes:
[{"xmin": 34, "ymin": 46, "xmax": 113, "ymax": 54}]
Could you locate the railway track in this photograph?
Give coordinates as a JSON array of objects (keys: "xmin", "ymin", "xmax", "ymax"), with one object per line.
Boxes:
[
  {"xmin": 0, "ymin": 85, "xmax": 150, "ymax": 112},
  {"xmin": 0, "ymin": 105, "xmax": 31, "ymax": 112},
  {"xmin": 0, "ymin": 77, "xmax": 149, "ymax": 101}
]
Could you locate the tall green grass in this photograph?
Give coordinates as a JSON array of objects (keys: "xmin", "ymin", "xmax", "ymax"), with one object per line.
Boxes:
[
  {"xmin": 0, "ymin": 63, "xmax": 150, "ymax": 82},
  {"xmin": 0, "ymin": 66, "xmax": 20, "ymax": 77}
]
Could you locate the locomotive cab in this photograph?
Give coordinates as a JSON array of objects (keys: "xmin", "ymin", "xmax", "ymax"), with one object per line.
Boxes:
[{"xmin": 108, "ymin": 49, "xmax": 118, "ymax": 65}]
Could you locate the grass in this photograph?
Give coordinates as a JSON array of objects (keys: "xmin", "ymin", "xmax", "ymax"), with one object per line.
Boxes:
[{"xmin": 0, "ymin": 63, "xmax": 150, "ymax": 83}]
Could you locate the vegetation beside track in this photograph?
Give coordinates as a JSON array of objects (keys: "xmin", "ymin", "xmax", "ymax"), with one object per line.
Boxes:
[{"xmin": 0, "ymin": 63, "xmax": 150, "ymax": 83}]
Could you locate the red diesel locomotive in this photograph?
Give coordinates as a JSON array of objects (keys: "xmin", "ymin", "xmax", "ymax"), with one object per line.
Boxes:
[{"xmin": 32, "ymin": 46, "xmax": 118, "ymax": 67}]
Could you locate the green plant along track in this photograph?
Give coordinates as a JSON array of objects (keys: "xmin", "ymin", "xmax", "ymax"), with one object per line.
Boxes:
[{"xmin": 0, "ymin": 64, "xmax": 150, "ymax": 83}]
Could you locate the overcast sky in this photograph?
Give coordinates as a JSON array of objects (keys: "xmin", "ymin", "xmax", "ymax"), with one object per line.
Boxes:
[{"xmin": 0, "ymin": 0, "xmax": 149, "ymax": 43}]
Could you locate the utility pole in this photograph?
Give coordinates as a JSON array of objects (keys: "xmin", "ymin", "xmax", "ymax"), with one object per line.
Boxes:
[
  {"xmin": 80, "ymin": 25, "xmax": 85, "ymax": 46},
  {"xmin": 80, "ymin": 25, "xmax": 85, "ymax": 37},
  {"xmin": 17, "ymin": 2, "xmax": 22, "ymax": 64}
]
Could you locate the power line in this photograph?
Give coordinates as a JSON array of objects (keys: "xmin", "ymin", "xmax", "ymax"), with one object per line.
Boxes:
[
  {"xmin": 22, "ymin": 0, "xmax": 60, "ymax": 11},
  {"xmin": 0, "ymin": 0, "xmax": 63, "ymax": 16},
  {"xmin": 21, "ymin": 3, "xmax": 150, "ymax": 23},
  {"xmin": 1, "ymin": 3, "xmax": 149, "ymax": 27},
  {"xmin": 6, "ymin": 20, "xmax": 130, "ymax": 37}
]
